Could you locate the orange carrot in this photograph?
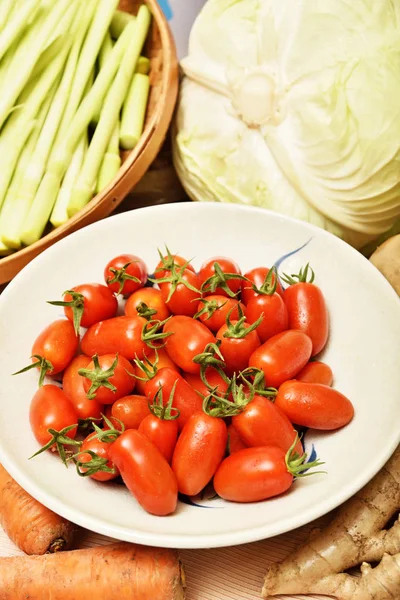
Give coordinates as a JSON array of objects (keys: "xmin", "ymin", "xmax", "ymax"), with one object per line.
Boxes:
[
  {"xmin": 0, "ymin": 464, "xmax": 75, "ymax": 555},
  {"xmin": 0, "ymin": 542, "xmax": 186, "ymax": 599}
]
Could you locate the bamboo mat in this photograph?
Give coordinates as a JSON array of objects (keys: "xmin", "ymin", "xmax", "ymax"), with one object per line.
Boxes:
[{"xmin": 0, "ymin": 517, "xmax": 330, "ymax": 600}]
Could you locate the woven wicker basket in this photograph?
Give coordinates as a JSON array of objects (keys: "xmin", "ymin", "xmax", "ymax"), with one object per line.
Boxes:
[{"xmin": 0, "ymin": 0, "xmax": 178, "ymax": 284}]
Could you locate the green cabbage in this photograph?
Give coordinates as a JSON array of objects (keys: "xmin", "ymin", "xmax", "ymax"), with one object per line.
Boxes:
[{"xmin": 173, "ymin": 0, "xmax": 400, "ymax": 248}]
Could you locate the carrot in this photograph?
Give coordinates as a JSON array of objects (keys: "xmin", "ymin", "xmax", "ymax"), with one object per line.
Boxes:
[
  {"xmin": 0, "ymin": 463, "xmax": 75, "ymax": 555},
  {"xmin": 0, "ymin": 542, "xmax": 186, "ymax": 599},
  {"xmin": 262, "ymin": 446, "xmax": 400, "ymax": 599}
]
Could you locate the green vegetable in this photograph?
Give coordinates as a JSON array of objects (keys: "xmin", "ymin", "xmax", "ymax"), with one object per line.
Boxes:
[
  {"xmin": 67, "ymin": 5, "xmax": 151, "ymax": 216},
  {"xmin": 0, "ymin": 0, "xmax": 14, "ymax": 32},
  {"xmin": 174, "ymin": 0, "xmax": 400, "ymax": 249},
  {"xmin": 110, "ymin": 9, "xmax": 135, "ymax": 39},
  {"xmin": 120, "ymin": 73, "xmax": 150, "ymax": 150},
  {"xmin": 0, "ymin": 0, "xmax": 40, "ymax": 62},
  {"xmin": 136, "ymin": 56, "xmax": 151, "ymax": 75},
  {"xmin": 0, "ymin": 0, "xmax": 72, "ymax": 130}
]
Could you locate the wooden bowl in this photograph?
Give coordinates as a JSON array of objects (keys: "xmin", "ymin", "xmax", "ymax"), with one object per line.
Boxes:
[{"xmin": 0, "ymin": 0, "xmax": 178, "ymax": 284}]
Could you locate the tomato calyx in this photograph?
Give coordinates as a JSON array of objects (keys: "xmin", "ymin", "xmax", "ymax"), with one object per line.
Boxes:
[
  {"xmin": 77, "ymin": 416, "xmax": 103, "ymax": 432},
  {"xmin": 136, "ymin": 301, "xmax": 158, "ymax": 321},
  {"xmin": 239, "ymin": 367, "xmax": 277, "ymax": 399},
  {"xmin": 282, "ymin": 263, "xmax": 315, "ymax": 286},
  {"xmin": 248, "ymin": 266, "xmax": 278, "ymax": 296},
  {"xmin": 133, "ymin": 350, "xmax": 160, "ymax": 381},
  {"xmin": 154, "ymin": 245, "xmax": 195, "ymax": 277},
  {"xmin": 201, "ymin": 263, "xmax": 247, "ymax": 298},
  {"xmin": 47, "ymin": 291, "xmax": 85, "ymax": 334},
  {"xmin": 29, "ymin": 424, "xmax": 81, "ymax": 466},
  {"xmin": 78, "ymin": 354, "xmax": 118, "ymax": 400},
  {"xmin": 285, "ymin": 435, "xmax": 326, "ymax": 478},
  {"xmin": 13, "ymin": 354, "xmax": 54, "ymax": 387},
  {"xmin": 141, "ymin": 317, "xmax": 173, "ymax": 349},
  {"xmin": 69, "ymin": 449, "xmax": 117, "ymax": 478},
  {"xmin": 150, "ymin": 262, "xmax": 200, "ymax": 303},
  {"xmin": 106, "ymin": 261, "xmax": 141, "ymax": 294},
  {"xmin": 194, "ymin": 298, "xmax": 228, "ymax": 321},
  {"xmin": 91, "ymin": 414, "xmax": 125, "ymax": 444},
  {"xmin": 193, "ymin": 342, "xmax": 231, "ymax": 389},
  {"xmin": 149, "ymin": 380, "xmax": 180, "ymax": 421},
  {"xmin": 222, "ymin": 305, "xmax": 263, "ymax": 339}
]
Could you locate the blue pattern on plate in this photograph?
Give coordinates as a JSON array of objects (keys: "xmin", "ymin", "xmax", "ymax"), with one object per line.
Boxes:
[
  {"xmin": 158, "ymin": 0, "xmax": 173, "ymax": 20},
  {"xmin": 273, "ymin": 237, "xmax": 313, "ymax": 290}
]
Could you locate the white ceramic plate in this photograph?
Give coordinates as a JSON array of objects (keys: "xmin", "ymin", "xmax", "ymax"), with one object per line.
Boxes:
[{"xmin": 0, "ymin": 203, "xmax": 399, "ymax": 549}]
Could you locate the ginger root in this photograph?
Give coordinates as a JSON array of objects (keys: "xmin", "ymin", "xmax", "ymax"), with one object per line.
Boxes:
[
  {"xmin": 370, "ymin": 234, "xmax": 400, "ymax": 296},
  {"xmin": 262, "ymin": 446, "xmax": 400, "ymax": 599}
]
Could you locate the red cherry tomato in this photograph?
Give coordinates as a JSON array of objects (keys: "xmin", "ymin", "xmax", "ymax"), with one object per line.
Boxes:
[
  {"xmin": 154, "ymin": 253, "xmax": 195, "ymax": 280},
  {"xmin": 144, "ymin": 368, "xmax": 203, "ymax": 432},
  {"xmin": 246, "ymin": 293, "xmax": 289, "ymax": 342},
  {"xmin": 111, "ymin": 395, "xmax": 151, "ymax": 429},
  {"xmin": 78, "ymin": 431, "xmax": 119, "ymax": 482},
  {"xmin": 214, "ymin": 446, "xmax": 293, "ymax": 503},
  {"xmin": 133, "ymin": 348, "xmax": 180, "ymax": 395},
  {"xmin": 296, "ymin": 361, "xmax": 333, "ymax": 386},
  {"xmin": 29, "ymin": 319, "xmax": 79, "ymax": 377},
  {"xmin": 249, "ymin": 330, "xmax": 312, "ymax": 388},
  {"xmin": 227, "ymin": 424, "xmax": 248, "ymax": 454},
  {"xmin": 199, "ymin": 256, "xmax": 242, "ymax": 297},
  {"xmin": 30, "ymin": 385, "xmax": 77, "ymax": 447},
  {"xmin": 108, "ymin": 429, "xmax": 178, "ymax": 516},
  {"xmin": 196, "ymin": 295, "xmax": 246, "ymax": 333},
  {"xmin": 164, "ymin": 316, "xmax": 215, "ymax": 375},
  {"xmin": 52, "ymin": 284, "xmax": 118, "ymax": 332},
  {"xmin": 104, "ymin": 254, "xmax": 148, "ymax": 296},
  {"xmin": 80, "ymin": 353, "xmax": 135, "ymax": 404},
  {"xmin": 284, "ymin": 282, "xmax": 329, "ymax": 356},
  {"xmin": 172, "ymin": 413, "xmax": 228, "ymax": 496},
  {"xmin": 241, "ymin": 267, "xmax": 284, "ymax": 304},
  {"xmin": 139, "ymin": 415, "xmax": 178, "ymax": 463},
  {"xmin": 159, "ymin": 269, "xmax": 201, "ymax": 317},
  {"xmin": 81, "ymin": 316, "xmax": 148, "ymax": 361},
  {"xmin": 125, "ymin": 287, "xmax": 170, "ymax": 322},
  {"xmin": 232, "ymin": 395, "xmax": 303, "ymax": 455},
  {"xmin": 184, "ymin": 368, "xmax": 229, "ymax": 399},
  {"xmin": 275, "ymin": 381, "xmax": 354, "ymax": 430},
  {"xmin": 216, "ymin": 320, "xmax": 261, "ymax": 374},
  {"xmin": 62, "ymin": 356, "xmax": 103, "ymax": 421}
]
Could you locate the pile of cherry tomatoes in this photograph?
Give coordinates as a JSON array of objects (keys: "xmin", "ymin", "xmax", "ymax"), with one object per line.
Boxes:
[{"xmin": 18, "ymin": 250, "xmax": 354, "ymax": 516}]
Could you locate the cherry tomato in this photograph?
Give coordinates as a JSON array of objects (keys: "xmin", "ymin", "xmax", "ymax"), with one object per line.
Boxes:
[
  {"xmin": 246, "ymin": 293, "xmax": 289, "ymax": 342},
  {"xmin": 216, "ymin": 320, "xmax": 261, "ymax": 374},
  {"xmin": 144, "ymin": 368, "xmax": 203, "ymax": 431},
  {"xmin": 30, "ymin": 385, "xmax": 77, "ymax": 447},
  {"xmin": 78, "ymin": 431, "xmax": 119, "ymax": 482},
  {"xmin": 232, "ymin": 395, "xmax": 303, "ymax": 455},
  {"xmin": 111, "ymin": 395, "xmax": 151, "ymax": 429},
  {"xmin": 108, "ymin": 429, "xmax": 178, "ymax": 516},
  {"xmin": 284, "ymin": 282, "xmax": 329, "ymax": 356},
  {"xmin": 227, "ymin": 424, "xmax": 248, "ymax": 454},
  {"xmin": 51, "ymin": 284, "xmax": 118, "ymax": 332},
  {"xmin": 154, "ymin": 253, "xmax": 195, "ymax": 280},
  {"xmin": 104, "ymin": 254, "xmax": 148, "ymax": 296},
  {"xmin": 196, "ymin": 295, "xmax": 246, "ymax": 333},
  {"xmin": 184, "ymin": 368, "xmax": 229, "ymax": 399},
  {"xmin": 275, "ymin": 381, "xmax": 354, "ymax": 430},
  {"xmin": 125, "ymin": 287, "xmax": 170, "ymax": 322},
  {"xmin": 199, "ymin": 256, "xmax": 242, "ymax": 297},
  {"xmin": 249, "ymin": 330, "xmax": 312, "ymax": 388},
  {"xmin": 172, "ymin": 413, "xmax": 228, "ymax": 496},
  {"xmin": 159, "ymin": 269, "xmax": 201, "ymax": 317},
  {"xmin": 62, "ymin": 356, "xmax": 103, "ymax": 421},
  {"xmin": 29, "ymin": 319, "xmax": 79, "ymax": 377},
  {"xmin": 81, "ymin": 316, "xmax": 148, "ymax": 360},
  {"xmin": 296, "ymin": 361, "xmax": 333, "ymax": 386},
  {"xmin": 241, "ymin": 267, "xmax": 284, "ymax": 304},
  {"xmin": 80, "ymin": 353, "xmax": 135, "ymax": 404},
  {"xmin": 139, "ymin": 415, "xmax": 178, "ymax": 463},
  {"xmin": 133, "ymin": 348, "xmax": 180, "ymax": 395},
  {"xmin": 164, "ymin": 316, "xmax": 215, "ymax": 375},
  {"xmin": 214, "ymin": 446, "xmax": 293, "ymax": 502}
]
